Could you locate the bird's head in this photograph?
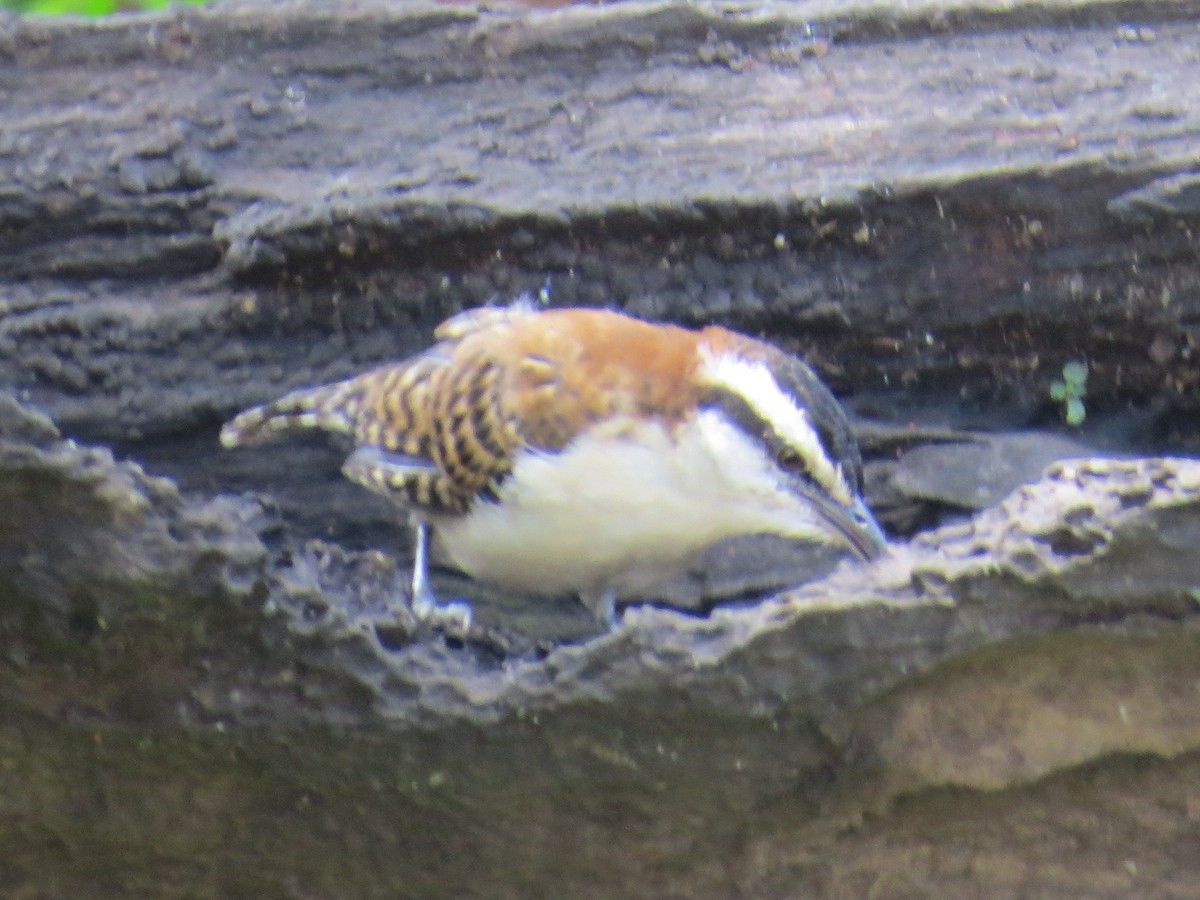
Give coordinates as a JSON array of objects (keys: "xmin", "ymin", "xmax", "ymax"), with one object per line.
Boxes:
[{"xmin": 693, "ymin": 331, "xmax": 887, "ymax": 562}]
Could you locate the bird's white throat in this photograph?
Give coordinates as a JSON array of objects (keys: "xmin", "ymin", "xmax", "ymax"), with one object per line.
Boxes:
[{"xmin": 432, "ymin": 411, "xmax": 835, "ymax": 605}]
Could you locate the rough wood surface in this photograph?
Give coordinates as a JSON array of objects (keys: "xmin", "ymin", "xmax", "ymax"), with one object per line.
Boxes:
[
  {"xmin": 3, "ymin": 0, "xmax": 1200, "ymax": 445},
  {"xmin": 3, "ymin": 0, "xmax": 1200, "ymax": 896}
]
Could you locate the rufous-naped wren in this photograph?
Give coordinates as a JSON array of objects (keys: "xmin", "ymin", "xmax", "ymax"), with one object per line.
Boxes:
[{"xmin": 221, "ymin": 302, "xmax": 887, "ymax": 628}]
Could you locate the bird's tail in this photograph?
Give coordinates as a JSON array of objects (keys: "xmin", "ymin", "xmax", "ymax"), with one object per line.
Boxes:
[{"xmin": 220, "ymin": 378, "xmax": 364, "ymax": 448}]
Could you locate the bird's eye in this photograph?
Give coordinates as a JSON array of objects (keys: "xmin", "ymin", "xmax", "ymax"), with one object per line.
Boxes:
[{"xmin": 775, "ymin": 447, "xmax": 805, "ymax": 472}]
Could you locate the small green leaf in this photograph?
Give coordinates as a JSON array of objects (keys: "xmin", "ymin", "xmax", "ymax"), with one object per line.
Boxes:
[
  {"xmin": 1062, "ymin": 360, "xmax": 1088, "ymax": 389},
  {"xmin": 1049, "ymin": 382, "xmax": 1068, "ymax": 402},
  {"xmin": 13, "ymin": 0, "xmax": 209, "ymax": 14},
  {"xmin": 1065, "ymin": 397, "xmax": 1086, "ymax": 426}
]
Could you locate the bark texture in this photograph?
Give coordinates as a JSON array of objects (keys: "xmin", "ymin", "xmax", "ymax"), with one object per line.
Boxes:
[{"xmin": 3, "ymin": 0, "xmax": 1200, "ymax": 896}]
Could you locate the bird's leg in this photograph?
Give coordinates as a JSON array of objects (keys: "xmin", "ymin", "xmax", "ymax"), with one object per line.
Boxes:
[
  {"xmin": 409, "ymin": 522, "xmax": 473, "ymax": 634},
  {"xmin": 410, "ymin": 520, "xmax": 435, "ymax": 618},
  {"xmin": 583, "ymin": 588, "xmax": 622, "ymax": 630}
]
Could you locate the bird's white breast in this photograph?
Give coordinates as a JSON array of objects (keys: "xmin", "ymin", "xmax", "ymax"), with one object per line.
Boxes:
[{"xmin": 430, "ymin": 411, "xmax": 832, "ymax": 606}]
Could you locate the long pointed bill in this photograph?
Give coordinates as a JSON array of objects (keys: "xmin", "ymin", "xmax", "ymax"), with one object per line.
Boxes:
[{"xmin": 794, "ymin": 484, "xmax": 889, "ymax": 562}]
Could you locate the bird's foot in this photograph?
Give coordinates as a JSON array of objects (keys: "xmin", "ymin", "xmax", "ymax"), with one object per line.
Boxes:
[
  {"xmin": 583, "ymin": 589, "xmax": 622, "ymax": 630},
  {"xmin": 406, "ymin": 520, "xmax": 473, "ymax": 639},
  {"xmin": 411, "ymin": 586, "xmax": 473, "ymax": 637}
]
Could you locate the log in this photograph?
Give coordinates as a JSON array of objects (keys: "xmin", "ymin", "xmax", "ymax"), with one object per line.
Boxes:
[{"xmin": 3, "ymin": 0, "xmax": 1200, "ymax": 895}]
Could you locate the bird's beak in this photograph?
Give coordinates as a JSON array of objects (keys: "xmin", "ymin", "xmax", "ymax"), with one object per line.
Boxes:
[{"xmin": 794, "ymin": 484, "xmax": 889, "ymax": 562}]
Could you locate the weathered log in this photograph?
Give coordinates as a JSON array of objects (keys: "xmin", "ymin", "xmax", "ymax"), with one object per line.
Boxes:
[
  {"xmin": 3, "ymin": 0, "xmax": 1200, "ymax": 443},
  {"xmin": 3, "ymin": 0, "xmax": 1200, "ymax": 895}
]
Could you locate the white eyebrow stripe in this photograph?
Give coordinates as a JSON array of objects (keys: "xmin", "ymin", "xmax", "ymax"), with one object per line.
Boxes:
[{"xmin": 698, "ymin": 347, "xmax": 853, "ymax": 506}]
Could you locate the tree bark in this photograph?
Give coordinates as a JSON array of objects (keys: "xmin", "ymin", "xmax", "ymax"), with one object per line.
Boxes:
[{"xmin": 3, "ymin": 1, "xmax": 1200, "ymax": 896}]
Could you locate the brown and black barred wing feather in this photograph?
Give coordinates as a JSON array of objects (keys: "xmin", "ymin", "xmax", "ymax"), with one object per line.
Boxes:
[
  {"xmin": 221, "ymin": 305, "xmax": 701, "ymax": 517},
  {"xmin": 336, "ymin": 308, "xmax": 697, "ymax": 513},
  {"xmin": 219, "ymin": 377, "xmax": 364, "ymax": 446},
  {"xmin": 342, "ymin": 335, "xmax": 534, "ymax": 514},
  {"xmin": 220, "ymin": 329, "xmax": 531, "ymax": 517},
  {"xmin": 220, "ymin": 351, "xmax": 469, "ymax": 514},
  {"xmin": 220, "ymin": 352, "xmax": 446, "ymax": 455},
  {"xmin": 422, "ymin": 342, "xmax": 524, "ymax": 509}
]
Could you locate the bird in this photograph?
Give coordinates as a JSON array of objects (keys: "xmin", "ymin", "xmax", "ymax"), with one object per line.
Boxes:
[{"xmin": 220, "ymin": 300, "xmax": 888, "ymax": 630}]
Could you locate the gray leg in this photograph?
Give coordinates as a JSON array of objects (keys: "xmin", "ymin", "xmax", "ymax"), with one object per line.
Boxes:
[
  {"xmin": 409, "ymin": 522, "xmax": 473, "ymax": 634},
  {"xmin": 410, "ymin": 521, "xmax": 435, "ymax": 618},
  {"xmin": 583, "ymin": 589, "xmax": 621, "ymax": 630}
]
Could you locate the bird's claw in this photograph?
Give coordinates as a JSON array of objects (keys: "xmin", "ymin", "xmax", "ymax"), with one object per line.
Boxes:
[
  {"xmin": 406, "ymin": 520, "xmax": 473, "ymax": 637},
  {"xmin": 411, "ymin": 589, "xmax": 473, "ymax": 636}
]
